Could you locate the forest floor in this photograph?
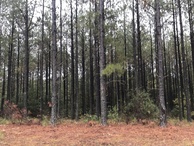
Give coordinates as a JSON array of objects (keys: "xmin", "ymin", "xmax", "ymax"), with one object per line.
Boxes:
[{"xmin": 0, "ymin": 119, "xmax": 194, "ymax": 146}]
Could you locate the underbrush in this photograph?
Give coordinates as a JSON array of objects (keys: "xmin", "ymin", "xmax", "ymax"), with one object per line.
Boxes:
[
  {"xmin": 167, "ymin": 118, "xmax": 194, "ymax": 127},
  {"xmin": 0, "ymin": 115, "xmax": 193, "ymax": 128},
  {"xmin": 0, "ymin": 98, "xmax": 191, "ymax": 127},
  {"xmin": 80, "ymin": 114, "xmax": 99, "ymax": 123},
  {"xmin": 40, "ymin": 116, "xmax": 50, "ymax": 126},
  {"xmin": 0, "ymin": 118, "xmax": 11, "ymax": 125},
  {"xmin": 124, "ymin": 91, "xmax": 159, "ymax": 122}
]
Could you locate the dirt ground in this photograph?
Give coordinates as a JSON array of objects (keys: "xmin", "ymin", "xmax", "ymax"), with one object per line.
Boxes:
[{"xmin": 0, "ymin": 120, "xmax": 194, "ymax": 146}]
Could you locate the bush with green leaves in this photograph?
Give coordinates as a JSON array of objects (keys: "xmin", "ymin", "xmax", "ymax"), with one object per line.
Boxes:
[
  {"xmin": 27, "ymin": 98, "xmax": 40, "ymax": 117},
  {"xmin": 124, "ymin": 91, "xmax": 159, "ymax": 121},
  {"xmin": 170, "ymin": 98, "xmax": 185, "ymax": 118},
  {"xmin": 81, "ymin": 114, "xmax": 99, "ymax": 122},
  {"xmin": 108, "ymin": 106, "xmax": 120, "ymax": 122}
]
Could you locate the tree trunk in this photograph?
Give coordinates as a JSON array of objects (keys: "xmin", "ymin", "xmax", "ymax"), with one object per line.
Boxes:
[
  {"xmin": 89, "ymin": 1, "xmax": 94, "ymax": 115},
  {"xmin": 75, "ymin": 0, "xmax": 79, "ymax": 120},
  {"xmin": 24, "ymin": 0, "xmax": 29, "ymax": 115},
  {"xmin": 99, "ymin": 0, "xmax": 107, "ymax": 126},
  {"xmin": 7, "ymin": 17, "xmax": 15, "ymax": 101},
  {"xmin": 50, "ymin": 0, "xmax": 57, "ymax": 125},
  {"xmin": 187, "ymin": 0, "xmax": 194, "ymax": 75},
  {"xmin": 70, "ymin": 0, "xmax": 75, "ymax": 119},
  {"xmin": 0, "ymin": 0, "xmax": 1, "ymax": 68},
  {"xmin": 16, "ymin": 33, "xmax": 20, "ymax": 104},
  {"xmin": 155, "ymin": 0, "xmax": 166, "ymax": 127},
  {"xmin": 94, "ymin": 0, "xmax": 101, "ymax": 118},
  {"xmin": 1, "ymin": 63, "xmax": 5, "ymax": 112},
  {"xmin": 177, "ymin": 0, "xmax": 191, "ymax": 122},
  {"xmin": 149, "ymin": 20, "xmax": 155, "ymax": 98},
  {"xmin": 175, "ymin": 8, "xmax": 185, "ymax": 118},
  {"xmin": 40, "ymin": 0, "xmax": 45, "ymax": 119},
  {"xmin": 123, "ymin": 1, "xmax": 128, "ymax": 104},
  {"xmin": 57, "ymin": 0, "xmax": 63, "ymax": 118},
  {"xmin": 64, "ymin": 34, "xmax": 69, "ymax": 117},
  {"xmin": 136, "ymin": 0, "xmax": 143, "ymax": 90},
  {"xmin": 132, "ymin": 0, "xmax": 137, "ymax": 91},
  {"xmin": 187, "ymin": 0, "xmax": 194, "ymax": 110},
  {"xmin": 45, "ymin": 52, "xmax": 49, "ymax": 108},
  {"xmin": 81, "ymin": 28, "xmax": 86, "ymax": 115},
  {"xmin": 172, "ymin": 0, "xmax": 182, "ymax": 120}
]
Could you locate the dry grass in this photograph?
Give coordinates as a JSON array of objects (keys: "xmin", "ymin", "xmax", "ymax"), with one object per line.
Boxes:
[{"xmin": 0, "ymin": 119, "xmax": 194, "ymax": 146}]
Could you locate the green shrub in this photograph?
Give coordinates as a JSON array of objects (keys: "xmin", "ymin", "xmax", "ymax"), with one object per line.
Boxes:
[
  {"xmin": 27, "ymin": 98, "xmax": 40, "ymax": 117},
  {"xmin": 170, "ymin": 106, "xmax": 179, "ymax": 118},
  {"xmin": 80, "ymin": 114, "xmax": 99, "ymax": 122},
  {"xmin": 108, "ymin": 106, "xmax": 120, "ymax": 122},
  {"xmin": 124, "ymin": 91, "xmax": 159, "ymax": 121},
  {"xmin": 41, "ymin": 116, "xmax": 50, "ymax": 126},
  {"xmin": 170, "ymin": 98, "xmax": 186, "ymax": 118},
  {"xmin": 0, "ymin": 118, "xmax": 11, "ymax": 125}
]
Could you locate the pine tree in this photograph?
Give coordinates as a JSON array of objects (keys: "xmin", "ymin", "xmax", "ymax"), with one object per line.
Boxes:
[
  {"xmin": 99, "ymin": 0, "xmax": 107, "ymax": 126},
  {"xmin": 51, "ymin": 0, "xmax": 57, "ymax": 125}
]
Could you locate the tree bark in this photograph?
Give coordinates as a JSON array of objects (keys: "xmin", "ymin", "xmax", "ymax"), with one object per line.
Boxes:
[
  {"xmin": 136, "ymin": 0, "xmax": 143, "ymax": 90},
  {"xmin": 89, "ymin": 1, "xmax": 94, "ymax": 115},
  {"xmin": 132, "ymin": 0, "xmax": 137, "ymax": 91},
  {"xmin": 94, "ymin": 0, "xmax": 101, "ymax": 118},
  {"xmin": 40, "ymin": 0, "xmax": 45, "ymax": 119},
  {"xmin": 81, "ymin": 28, "xmax": 86, "ymax": 115},
  {"xmin": 177, "ymin": 0, "xmax": 191, "ymax": 122},
  {"xmin": 70, "ymin": 0, "xmax": 75, "ymax": 119},
  {"xmin": 187, "ymin": 0, "xmax": 194, "ymax": 110},
  {"xmin": 75, "ymin": 0, "xmax": 79, "ymax": 120},
  {"xmin": 24, "ymin": 0, "xmax": 29, "ymax": 115},
  {"xmin": 16, "ymin": 33, "xmax": 20, "ymax": 104},
  {"xmin": 99, "ymin": 0, "xmax": 107, "ymax": 126},
  {"xmin": 51, "ymin": 0, "xmax": 57, "ymax": 125},
  {"xmin": 64, "ymin": 34, "xmax": 69, "ymax": 117},
  {"xmin": 7, "ymin": 16, "xmax": 15, "ymax": 101},
  {"xmin": 1, "ymin": 64, "xmax": 5, "ymax": 113},
  {"xmin": 155, "ymin": 0, "xmax": 166, "ymax": 127},
  {"xmin": 172, "ymin": 0, "xmax": 182, "ymax": 120},
  {"xmin": 57, "ymin": 0, "xmax": 63, "ymax": 118}
]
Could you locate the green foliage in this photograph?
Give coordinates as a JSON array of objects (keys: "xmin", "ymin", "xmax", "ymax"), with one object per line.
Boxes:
[
  {"xmin": 27, "ymin": 87, "xmax": 40, "ymax": 117},
  {"xmin": 102, "ymin": 63, "xmax": 125, "ymax": 77},
  {"xmin": 0, "ymin": 118, "xmax": 11, "ymax": 125},
  {"xmin": 170, "ymin": 102, "xmax": 179, "ymax": 118},
  {"xmin": 124, "ymin": 91, "xmax": 159, "ymax": 121},
  {"xmin": 26, "ymin": 97, "xmax": 40, "ymax": 117},
  {"xmin": 168, "ymin": 118, "xmax": 182, "ymax": 126},
  {"xmin": 108, "ymin": 106, "xmax": 120, "ymax": 122},
  {"xmin": 80, "ymin": 114, "xmax": 99, "ymax": 122},
  {"xmin": 171, "ymin": 98, "xmax": 184, "ymax": 118},
  {"xmin": 41, "ymin": 116, "xmax": 50, "ymax": 126}
]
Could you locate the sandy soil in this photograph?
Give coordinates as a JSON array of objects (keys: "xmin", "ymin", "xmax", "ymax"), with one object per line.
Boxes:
[{"xmin": 0, "ymin": 120, "xmax": 194, "ymax": 146}]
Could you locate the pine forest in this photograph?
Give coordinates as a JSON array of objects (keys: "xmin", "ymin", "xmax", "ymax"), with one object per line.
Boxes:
[{"xmin": 0, "ymin": 0, "xmax": 194, "ymax": 128}]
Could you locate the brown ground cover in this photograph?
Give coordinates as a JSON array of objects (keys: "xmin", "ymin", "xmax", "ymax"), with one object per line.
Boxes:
[{"xmin": 0, "ymin": 120, "xmax": 194, "ymax": 146}]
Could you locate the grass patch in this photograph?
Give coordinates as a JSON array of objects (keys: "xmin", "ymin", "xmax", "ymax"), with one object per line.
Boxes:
[
  {"xmin": 41, "ymin": 116, "xmax": 50, "ymax": 126},
  {"xmin": 0, "ymin": 131, "xmax": 5, "ymax": 140},
  {"xmin": 80, "ymin": 114, "xmax": 99, "ymax": 123},
  {"xmin": 167, "ymin": 118, "xmax": 194, "ymax": 127},
  {"xmin": 0, "ymin": 118, "xmax": 11, "ymax": 125}
]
